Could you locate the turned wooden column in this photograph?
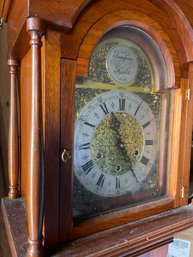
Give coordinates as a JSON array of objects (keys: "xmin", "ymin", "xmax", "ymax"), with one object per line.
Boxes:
[
  {"xmin": 26, "ymin": 17, "xmax": 44, "ymax": 257},
  {"xmin": 7, "ymin": 59, "xmax": 19, "ymax": 199}
]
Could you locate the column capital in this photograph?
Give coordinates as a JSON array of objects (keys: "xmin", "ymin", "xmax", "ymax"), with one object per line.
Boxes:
[
  {"xmin": 26, "ymin": 17, "xmax": 45, "ymax": 34},
  {"xmin": 8, "ymin": 59, "xmax": 19, "ymax": 67}
]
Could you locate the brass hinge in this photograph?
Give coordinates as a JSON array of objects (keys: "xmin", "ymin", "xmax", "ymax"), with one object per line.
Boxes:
[
  {"xmin": 0, "ymin": 18, "xmax": 3, "ymax": 29},
  {"xmin": 185, "ymin": 88, "xmax": 191, "ymax": 101},
  {"xmin": 181, "ymin": 186, "xmax": 185, "ymax": 198}
]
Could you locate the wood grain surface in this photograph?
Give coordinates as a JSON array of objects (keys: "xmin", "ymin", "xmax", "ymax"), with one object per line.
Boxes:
[{"xmin": 2, "ymin": 0, "xmax": 193, "ymax": 256}]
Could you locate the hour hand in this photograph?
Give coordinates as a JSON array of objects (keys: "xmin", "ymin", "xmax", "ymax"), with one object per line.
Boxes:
[{"xmin": 109, "ymin": 112, "xmax": 120, "ymax": 132}]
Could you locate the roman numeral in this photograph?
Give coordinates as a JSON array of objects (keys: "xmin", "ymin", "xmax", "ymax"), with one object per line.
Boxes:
[
  {"xmin": 119, "ymin": 99, "xmax": 125, "ymax": 111},
  {"xmin": 82, "ymin": 160, "xmax": 94, "ymax": 174},
  {"xmin": 96, "ymin": 173, "xmax": 105, "ymax": 187},
  {"xmin": 84, "ymin": 122, "xmax": 96, "ymax": 128},
  {"xmin": 116, "ymin": 177, "xmax": 120, "ymax": 189},
  {"xmin": 100, "ymin": 103, "xmax": 109, "ymax": 115},
  {"xmin": 142, "ymin": 121, "xmax": 151, "ymax": 129},
  {"xmin": 134, "ymin": 103, "xmax": 141, "ymax": 116},
  {"xmin": 78, "ymin": 142, "xmax": 90, "ymax": 150},
  {"xmin": 140, "ymin": 156, "xmax": 149, "ymax": 166},
  {"xmin": 145, "ymin": 140, "xmax": 153, "ymax": 146}
]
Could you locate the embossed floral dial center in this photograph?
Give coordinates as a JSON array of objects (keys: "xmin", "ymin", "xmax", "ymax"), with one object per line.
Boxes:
[{"xmin": 92, "ymin": 112, "xmax": 143, "ymax": 176}]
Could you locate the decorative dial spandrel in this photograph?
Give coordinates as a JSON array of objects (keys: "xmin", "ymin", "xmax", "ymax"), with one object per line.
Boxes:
[{"xmin": 74, "ymin": 91, "xmax": 157, "ymax": 197}]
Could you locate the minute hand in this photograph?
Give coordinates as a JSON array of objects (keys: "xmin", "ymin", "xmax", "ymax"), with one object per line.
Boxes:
[{"xmin": 109, "ymin": 112, "xmax": 140, "ymax": 184}]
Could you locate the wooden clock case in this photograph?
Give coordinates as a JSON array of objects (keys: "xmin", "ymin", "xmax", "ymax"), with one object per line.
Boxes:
[{"xmin": 1, "ymin": 0, "xmax": 193, "ymax": 256}]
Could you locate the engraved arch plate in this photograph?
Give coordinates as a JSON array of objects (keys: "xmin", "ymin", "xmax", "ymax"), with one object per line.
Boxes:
[{"xmin": 106, "ymin": 44, "xmax": 139, "ymax": 85}]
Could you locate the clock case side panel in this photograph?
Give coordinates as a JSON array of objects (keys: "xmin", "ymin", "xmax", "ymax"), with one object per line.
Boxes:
[
  {"xmin": 60, "ymin": 58, "xmax": 77, "ymax": 243},
  {"xmin": 43, "ymin": 30, "xmax": 61, "ymax": 246},
  {"xmin": 183, "ymin": 64, "xmax": 193, "ymax": 203},
  {"xmin": 168, "ymin": 66, "xmax": 193, "ymax": 208},
  {"xmin": 20, "ymin": 48, "xmax": 32, "ymax": 201}
]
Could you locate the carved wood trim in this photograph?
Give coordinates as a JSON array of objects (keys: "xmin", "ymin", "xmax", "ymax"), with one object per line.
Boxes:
[
  {"xmin": 26, "ymin": 17, "xmax": 45, "ymax": 257},
  {"xmin": 7, "ymin": 58, "xmax": 19, "ymax": 199}
]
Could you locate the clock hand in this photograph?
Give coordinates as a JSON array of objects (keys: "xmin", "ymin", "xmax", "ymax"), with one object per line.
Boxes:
[{"xmin": 109, "ymin": 112, "xmax": 140, "ymax": 184}]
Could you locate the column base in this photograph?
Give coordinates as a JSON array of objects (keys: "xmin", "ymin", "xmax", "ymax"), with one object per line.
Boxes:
[
  {"xmin": 27, "ymin": 239, "xmax": 44, "ymax": 257},
  {"xmin": 8, "ymin": 186, "xmax": 19, "ymax": 199}
]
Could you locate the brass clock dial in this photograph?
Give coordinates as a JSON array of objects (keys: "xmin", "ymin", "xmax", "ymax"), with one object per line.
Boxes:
[
  {"xmin": 74, "ymin": 90, "xmax": 157, "ymax": 197},
  {"xmin": 73, "ymin": 26, "xmax": 166, "ymax": 219}
]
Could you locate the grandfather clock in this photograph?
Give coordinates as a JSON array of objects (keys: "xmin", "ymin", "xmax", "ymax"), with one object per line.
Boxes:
[{"xmin": 1, "ymin": 0, "xmax": 193, "ymax": 256}]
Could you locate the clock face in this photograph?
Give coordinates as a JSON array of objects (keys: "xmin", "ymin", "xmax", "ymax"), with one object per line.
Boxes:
[
  {"xmin": 74, "ymin": 90, "xmax": 157, "ymax": 197},
  {"xmin": 73, "ymin": 26, "xmax": 166, "ymax": 219}
]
